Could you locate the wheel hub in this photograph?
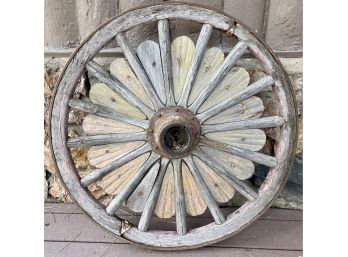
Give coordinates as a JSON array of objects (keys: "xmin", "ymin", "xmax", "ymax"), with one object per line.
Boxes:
[{"xmin": 148, "ymin": 107, "xmax": 200, "ymax": 159}]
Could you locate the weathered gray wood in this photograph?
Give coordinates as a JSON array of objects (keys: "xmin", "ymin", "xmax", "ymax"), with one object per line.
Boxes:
[
  {"xmin": 200, "ymin": 138, "xmax": 278, "ymax": 167},
  {"xmin": 184, "ymin": 155, "xmax": 225, "ymax": 225},
  {"xmin": 193, "ymin": 149, "xmax": 258, "ymax": 201},
  {"xmin": 138, "ymin": 158, "xmax": 170, "ymax": 231},
  {"xmin": 50, "ymin": 3, "xmax": 297, "ymax": 249},
  {"xmin": 202, "ymin": 116, "xmax": 285, "ymax": 134},
  {"xmin": 80, "ymin": 144, "xmax": 151, "ymax": 187},
  {"xmin": 189, "ymin": 41, "xmax": 248, "ymax": 113},
  {"xmin": 197, "ymin": 76, "xmax": 274, "ymax": 122},
  {"xmin": 177, "ymin": 24, "xmax": 213, "ymax": 107},
  {"xmin": 44, "ymin": 203, "xmax": 303, "ymax": 221},
  {"xmin": 137, "ymin": 40, "xmax": 166, "ymax": 104},
  {"xmin": 44, "ymin": 211, "xmax": 303, "ymax": 250},
  {"xmin": 66, "ymin": 132, "xmax": 147, "ymax": 148},
  {"xmin": 86, "ymin": 60, "xmax": 155, "ymax": 118},
  {"xmin": 106, "ymin": 153, "xmax": 160, "ymax": 215},
  {"xmin": 125, "ymin": 163, "xmax": 160, "ymax": 213},
  {"xmin": 173, "ymin": 159, "xmax": 187, "ymax": 235},
  {"xmin": 116, "ymin": 33, "xmax": 164, "ymax": 110},
  {"xmin": 158, "ymin": 19, "xmax": 175, "ymax": 106},
  {"xmin": 45, "ymin": 242, "xmax": 303, "ymax": 257},
  {"xmin": 68, "ymin": 99, "xmax": 148, "ymax": 129}
]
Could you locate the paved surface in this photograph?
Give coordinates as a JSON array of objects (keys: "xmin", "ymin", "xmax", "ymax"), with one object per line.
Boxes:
[{"xmin": 44, "ymin": 203, "xmax": 303, "ymax": 257}]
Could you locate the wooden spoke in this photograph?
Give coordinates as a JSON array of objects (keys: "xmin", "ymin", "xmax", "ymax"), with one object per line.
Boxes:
[
  {"xmin": 183, "ymin": 155, "xmax": 225, "ymax": 225},
  {"xmin": 177, "ymin": 24, "xmax": 213, "ymax": 107},
  {"xmin": 138, "ymin": 158, "xmax": 170, "ymax": 231},
  {"xmin": 189, "ymin": 41, "xmax": 248, "ymax": 113},
  {"xmin": 116, "ymin": 33, "xmax": 165, "ymax": 110},
  {"xmin": 86, "ymin": 60, "xmax": 155, "ymax": 117},
  {"xmin": 137, "ymin": 40, "xmax": 166, "ymax": 104},
  {"xmin": 202, "ymin": 116, "xmax": 284, "ymax": 133},
  {"xmin": 67, "ymin": 132, "xmax": 147, "ymax": 148},
  {"xmin": 193, "ymin": 149, "xmax": 258, "ymax": 201},
  {"xmin": 80, "ymin": 143, "xmax": 152, "ymax": 187},
  {"xmin": 106, "ymin": 152, "xmax": 160, "ymax": 215},
  {"xmin": 125, "ymin": 162, "xmax": 160, "ymax": 213},
  {"xmin": 68, "ymin": 99, "xmax": 149, "ymax": 129},
  {"xmin": 172, "ymin": 159, "xmax": 187, "ymax": 235},
  {"xmin": 200, "ymin": 137, "xmax": 278, "ymax": 168},
  {"xmin": 158, "ymin": 19, "xmax": 175, "ymax": 106},
  {"xmin": 197, "ymin": 76, "xmax": 274, "ymax": 122}
]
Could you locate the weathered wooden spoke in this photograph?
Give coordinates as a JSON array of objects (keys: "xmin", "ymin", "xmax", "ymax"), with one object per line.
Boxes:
[
  {"xmin": 138, "ymin": 158, "xmax": 170, "ymax": 231},
  {"xmin": 197, "ymin": 76, "xmax": 274, "ymax": 122},
  {"xmin": 86, "ymin": 60, "xmax": 155, "ymax": 118},
  {"xmin": 189, "ymin": 41, "xmax": 248, "ymax": 113},
  {"xmin": 80, "ymin": 143, "xmax": 152, "ymax": 187},
  {"xmin": 68, "ymin": 99, "xmax": 149, "ymax": 128},
  {"xmin": 106, "ymin": 152, "xmax": 160, "ymax": 215},
  {"xmin": 202, "ymin": 116, "xmax": 285, "ymax": 133},
  {"xmin": 172, "ymin": 159, "xmax": 187, "ymax": 235},
  {"xmin": 178, "ymin": 24, "xmax": 213, "ymax": 107},
  {"xmin": 193, "ymin": 148, "xmax": 258, "ymax": 201},
  {"xmin": 184, "ymin": 155, "xmax": 225, "ymax": 224},
  {"xmin": 200, "ymin": 137, "xmax": 278, "ymax": 167},
  {"xmin": 50, "ymin": 3, "xmax": 297, "ymax": 249},
  {"xmin": 158, "ymin": 19, "xmax": 175, "ymax": 106},
  {"xmin": 116, "ymin": 33, "xmax": 165, "ymax": 110},
  {"xmin": 66, "ymin": 132, "xmax": 147, "ymax": 148}
]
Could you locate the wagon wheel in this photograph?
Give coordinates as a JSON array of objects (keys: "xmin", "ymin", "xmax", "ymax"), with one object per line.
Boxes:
[{"xmin": 50, "ymin": 3, "xmax": 297, "ymax": 250}]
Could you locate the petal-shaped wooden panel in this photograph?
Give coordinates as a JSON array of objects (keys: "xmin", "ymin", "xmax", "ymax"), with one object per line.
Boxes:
[
  {"xmin": 87, "ymin": 141, "xmax": 145, "ymax": 168},
  {"xmin": 110, "ymin": 58, "xmax": 154, "ymax": 109},
  {"xmin": 137, "ymin": 40, "xmax": 166, "ymax": 104},
  {"xmin": 199, "ymin": 145, "xmax": 255, "ymax": 180},
  {"xmin": 198, "ymin": 67, "xmax": 250, "ymax": 112},
  {"xmin": 89, "ymin": 82, "xmax": 146, "ymax": 119},
  {"xmin": 188, "ymin": 47, "xmax": 224, "ymax": 105},
  {"xmin": 204, "ymin": 96, "xmax": 264, "ymax": 125},
  {"xmin": 82, "ymin": 114, "xmax": 144, "ymax": 135},
  {"xmin": 193, "ymin": 156, "xmax": 235, "ymax": 203},
  {"xmin": 205, "ymin": 129, "xmax": 266, "ymax": 151},
  {"xmin": 155, "ymin": 163, "xmax": 175, "ymax": 219},
  {"xmin": 97, "ymin": 153, "xmax": 149, "ymax": 195},
  {"xmin": 125, "ymin": 162, "xmax": 160, "ymax": 213},
  {"xmin": 182, "ymin": 162, "xmax": 207, "ymax": 216},
  {"xmin": 171, "ymin": 36, "xmax": 195, "ymax": 103}
]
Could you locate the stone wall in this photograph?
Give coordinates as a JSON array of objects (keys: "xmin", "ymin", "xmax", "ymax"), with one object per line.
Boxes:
[{"xmin": 44, "ymin": 0, "xmax": 303, "ymax": 209}]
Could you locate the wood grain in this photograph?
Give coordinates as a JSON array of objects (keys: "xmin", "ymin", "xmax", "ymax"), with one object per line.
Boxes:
[
  {"xmin": 68, "ymin": 98, "xmax": 149, "ymax": 128},
  {"xmin": 178, "ymin": 24, "xmax": 213, "ymax": 107},
  {"xmin": 138, "ymin": 158, "xmax": 170, "ymax": 231},
  {"xmin": 204, "ymin": 96, "xmax": 264, "ymax": 125},
  {"xmin": 116, "ymin": 33, "xmax": 164, "ymax": 110},
  {"xmin": 158, "ymin": 19, "xmax": 175, "ymax": 106},
  {"xmin": 184, "ymin": 155, "xmax": 225, "ymax": 224},
  {"xmin": 188, "ymin": 47, "xmax": 224, "ymax": 105},
  {"xmin": 137, "ymin": 40, "xmax": 166, "ymax": 104},
  {"xmin": 197, "ymin": 76, "xmax": 274, "ymax": 122},
  {"xmin": 80, "ymin": 143, "xmax": 151, "ymax": 187},
  {"xmin": 125, "ymin": 163, "xmax": 160, "ymax": 213},
  {"xmin": 87, "ymin": 141, "xmax": 145, "ymax": 168},
  {"xmin": 171, "ymin": 36, "xmax": 195, "ymax": 103},
  {"xmin": 82, "ymin": 114, "xmax": 143, "ymax": 135},
  {"xmin": 110, "ymin": 58, "xmax": 154, "ymax": 109},
  {"xmin": 189, "ymin": 41, "xmax": 248, "ymax": 113}
]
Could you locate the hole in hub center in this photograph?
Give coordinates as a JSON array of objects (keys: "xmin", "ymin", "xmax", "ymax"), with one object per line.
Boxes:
[{"xmin": 161, "ymin": 124, "xmax": 192, "ymax": 153}]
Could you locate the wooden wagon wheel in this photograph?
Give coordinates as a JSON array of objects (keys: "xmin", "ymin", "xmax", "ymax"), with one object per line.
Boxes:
[{"xmin": 49, "ymin": 3, "xmax": 297, "ymax": 250}]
